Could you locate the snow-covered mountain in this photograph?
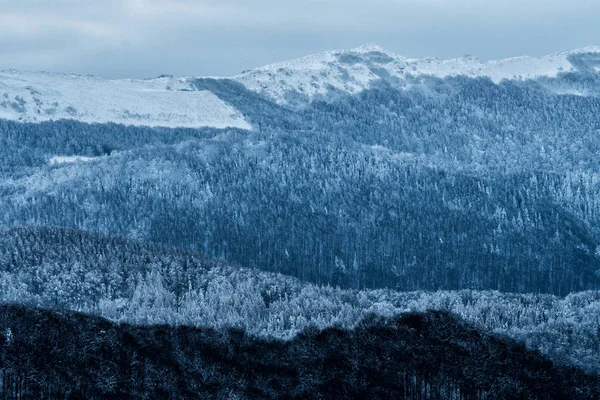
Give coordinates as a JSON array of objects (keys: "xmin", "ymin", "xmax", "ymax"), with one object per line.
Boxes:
[
  {"xmin": 233, "ymin": 44, "xmax": 600, "ymax": 104},
  {"xmin": 1, "ymin": 45, "xmax": 599, "ymax": 127},
  {"xmin": 0, "ymin": 70, "xmax": 251, "ymax": 129}
]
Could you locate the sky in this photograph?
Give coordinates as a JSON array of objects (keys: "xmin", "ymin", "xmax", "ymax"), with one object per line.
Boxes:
[{"xmin": 1, "ymin": 0, "xmax": 599, "ymax": 79}]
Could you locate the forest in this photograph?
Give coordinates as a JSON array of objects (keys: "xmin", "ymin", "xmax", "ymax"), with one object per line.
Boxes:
[
  {"xmin": 2, "ymin": 72, "xmax": 600, "ymax": 294},
  {"xmin": 1, "ymin": 227, "xmax": 600, "ymax": 374}
]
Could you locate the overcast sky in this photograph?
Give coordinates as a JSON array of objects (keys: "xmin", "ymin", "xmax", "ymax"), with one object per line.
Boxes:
[{"xmin": 1, "ymin": 0, "xmax": 599, "ymax": 79}]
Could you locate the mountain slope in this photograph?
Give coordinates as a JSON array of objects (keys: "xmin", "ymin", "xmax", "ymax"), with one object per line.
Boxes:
[
  {"xmin": 3, "ymin": 107, "xmax": 600, "ymax": 295},
  {"xmin": 0, "ymin": 70, "xmax": 251, "ymax": 129}
]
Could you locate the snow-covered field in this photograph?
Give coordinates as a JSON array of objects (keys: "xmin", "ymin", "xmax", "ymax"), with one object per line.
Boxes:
[{"xmin": 0, "ymin": 70, "xmax": 251, "ymax": 129}]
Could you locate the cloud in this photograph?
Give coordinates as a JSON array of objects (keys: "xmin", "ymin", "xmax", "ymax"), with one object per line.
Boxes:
[{"xmin": 0, "ymin": 0, "xmax": 598, "ymax": 78}]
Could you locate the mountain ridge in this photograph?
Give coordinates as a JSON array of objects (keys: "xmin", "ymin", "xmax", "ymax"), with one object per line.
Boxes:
[
  {"xmin": 1, "ymin": 45, "xmax": 599, "ymax": 127},
  {"xmin": 234, "ymin": 44, "xmax": 600, "ymax": 103}
]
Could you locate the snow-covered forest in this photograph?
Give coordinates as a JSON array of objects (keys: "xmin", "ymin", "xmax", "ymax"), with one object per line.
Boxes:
[
  {"xmin": 3, "ymin": 62, "xmax": 600, "ymax": 294},
  {"xmin": 1, "ymin": 227, "xmax": 599, "ymax": 374}
]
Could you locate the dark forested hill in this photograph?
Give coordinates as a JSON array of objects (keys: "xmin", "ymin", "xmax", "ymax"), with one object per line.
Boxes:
[{"xmin": 1, "ymin": 304, "xmax": 598, "ymax": 400}]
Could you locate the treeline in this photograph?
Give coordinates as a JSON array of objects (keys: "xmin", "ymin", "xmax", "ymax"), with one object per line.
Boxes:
[
  {"xmin": 1, "ymin": 304, "xmax": 599, "ymax": 399},
  {"xmin": 2, "ymin": 227, "xmax": 600, "ymax": 373}
]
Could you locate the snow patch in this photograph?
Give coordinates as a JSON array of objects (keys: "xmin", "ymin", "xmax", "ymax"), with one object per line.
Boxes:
[{"xmin": 49, "ymin": 155, "xmax": 98, "ymax": 165}]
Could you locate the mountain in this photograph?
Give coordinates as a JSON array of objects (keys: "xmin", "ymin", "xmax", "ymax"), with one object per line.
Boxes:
[
  {"xmin": 2, "ymin": 45, "xmax": 600, "ymax": 127},
  {"xmin": 3, "ymin": 45, "xmax": 600, "ymax": 395}
]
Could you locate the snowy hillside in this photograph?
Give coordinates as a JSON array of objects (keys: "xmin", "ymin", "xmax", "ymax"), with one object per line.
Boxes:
[
  {"xmin": 233, "ymin": 44, "xmax": 600, "ymax": 104},
  {"xmin": 2, "ymin": 45, "xmax": 599, "ymax": 125},
  {"xmin": 0, "ymin": 70, "xmax": 251, "ymax": 129}
]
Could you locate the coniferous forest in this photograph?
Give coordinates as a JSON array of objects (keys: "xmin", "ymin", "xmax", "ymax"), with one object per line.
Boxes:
[{"xmin": 2, "ymin": 47, "xmax": 600, "ymax": 398}]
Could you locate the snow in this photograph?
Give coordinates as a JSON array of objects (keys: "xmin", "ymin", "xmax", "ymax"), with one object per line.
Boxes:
[
  {"xmin": 49, "ymin": 156, "xmax": 98, "ymax": 165},
  {"xmin": 407, "ymin": 54, "xmax": 573, "ymax": 82},
  {"xmin": 0, "ymin": 70, "xmax": 251, "ymax": 129},
  {"xmin": 233, "ymin": 45, "xmax": 394, "ymax": 104},
  {"xmin": 232, "ymin": 45, "xmax": 600, "ymax": 104}
]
